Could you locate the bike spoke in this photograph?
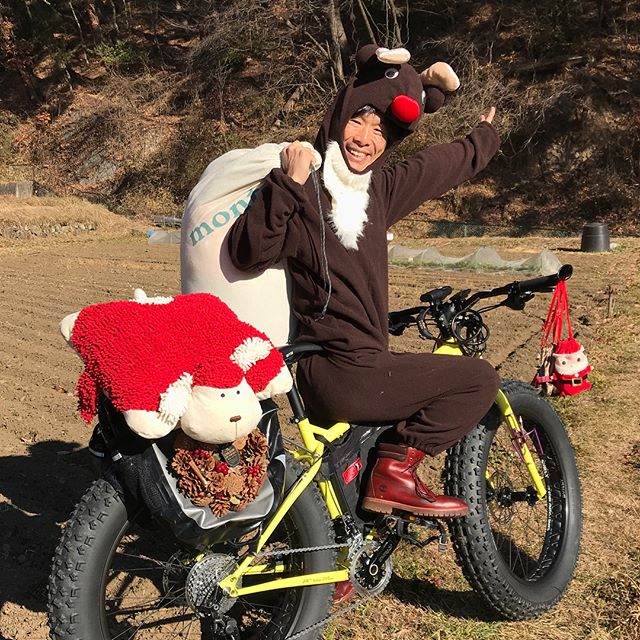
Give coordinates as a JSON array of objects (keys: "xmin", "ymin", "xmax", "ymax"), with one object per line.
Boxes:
[{"xmin": 486, "ymin": 419, "xmax": 557, "ymax": 580}]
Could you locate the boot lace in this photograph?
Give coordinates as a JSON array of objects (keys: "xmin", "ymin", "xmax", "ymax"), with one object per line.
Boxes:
[{"xmin": 408, "ymin": 460, "xmax": 437, "ymax": 502}]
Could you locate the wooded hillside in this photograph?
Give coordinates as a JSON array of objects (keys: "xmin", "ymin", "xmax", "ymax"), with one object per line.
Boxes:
[{"xmin": 1, "ymin": 1, "xmax": 638, "ymax": 232}]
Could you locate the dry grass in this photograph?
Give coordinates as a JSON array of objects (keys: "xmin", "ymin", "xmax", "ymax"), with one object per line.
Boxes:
[{"xmin": 0, "ymin": 195, "xmax": 147, "ymax": 242}]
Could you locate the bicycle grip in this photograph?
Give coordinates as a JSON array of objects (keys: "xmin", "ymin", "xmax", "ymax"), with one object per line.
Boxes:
[{"xmin": 514, "ymin": 264, "xmax": 573, "ymax": 293}]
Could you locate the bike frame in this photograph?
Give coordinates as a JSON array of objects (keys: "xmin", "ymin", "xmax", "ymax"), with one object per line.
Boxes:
[{"xmin": 218, "ymin": 341, "xmax": 547, "ymax": 598}]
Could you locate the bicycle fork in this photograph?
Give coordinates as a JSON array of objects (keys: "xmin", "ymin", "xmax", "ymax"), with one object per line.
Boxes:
[{"xmin": 490, "ymin": 390, "xmax": 547, "ymax": 501}]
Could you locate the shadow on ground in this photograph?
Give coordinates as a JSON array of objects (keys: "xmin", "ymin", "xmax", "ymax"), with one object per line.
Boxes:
[
  {"xmin": 387, "ymin": 573, "xmax": 498, "ymax": 621},
  {"xmin": 0, "ymin": 441, "xmax": 94, "ymax": 614}
]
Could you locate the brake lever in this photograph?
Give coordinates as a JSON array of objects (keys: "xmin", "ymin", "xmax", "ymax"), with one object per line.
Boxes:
[{"xmin": 504, "ymin": 291, "xmax": 535, "ymax": 311}]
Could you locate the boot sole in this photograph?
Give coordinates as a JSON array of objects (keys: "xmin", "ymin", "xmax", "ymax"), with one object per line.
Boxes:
[{"xmin": 361, "ymin": 497, "xmax": 468, "ymax": 518}]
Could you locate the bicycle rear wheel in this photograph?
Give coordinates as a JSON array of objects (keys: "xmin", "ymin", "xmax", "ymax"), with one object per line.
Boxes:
[
  {"xmin": 444, "ymin": 379, "xmax": 582, "ymax": 619},
  {"xmin": 48, "ymin": 458, "xmax": 335, "ymax": 639}
]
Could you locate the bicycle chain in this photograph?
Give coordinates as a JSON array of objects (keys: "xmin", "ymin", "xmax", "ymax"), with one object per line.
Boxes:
[
  {"xmin": 251, "ymin": 542, "xmax": 345, "ymax": 560},
  {"xmin": 286, "ymin": 591, "xmax": 374, "ymax": 640},
  {"xmin": 243, "ymin": 543, "xmax": 376, "ymax": 640}
]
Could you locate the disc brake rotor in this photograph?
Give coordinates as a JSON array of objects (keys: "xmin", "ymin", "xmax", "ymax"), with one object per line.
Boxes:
[{"xmin": 161, "ymin": 550, "xmax": 193, "ymax": 605}]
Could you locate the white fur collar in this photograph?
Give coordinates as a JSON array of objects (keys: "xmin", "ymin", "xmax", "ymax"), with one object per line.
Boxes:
[{"xmin": 322, "ymin": 141, "xmax": 372, "ymax": 250}]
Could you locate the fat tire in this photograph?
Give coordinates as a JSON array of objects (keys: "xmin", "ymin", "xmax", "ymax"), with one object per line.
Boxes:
[
  {"xmin": 444, "ymin": 379, "xmax": 582, "ymax": 620},
  {"xmin": 48, "ymin": 458, "xmax": 335, "ymax": 640}
]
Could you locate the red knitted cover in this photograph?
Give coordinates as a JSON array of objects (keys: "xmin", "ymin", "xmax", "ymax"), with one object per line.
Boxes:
[{"xmin": 70, "ymin": 293, "xmax": 285, "ymax": 423}]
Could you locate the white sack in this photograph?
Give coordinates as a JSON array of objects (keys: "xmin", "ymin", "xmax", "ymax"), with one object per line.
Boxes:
[{"xmin": 180, "ymin": 142, "xmax": 320, "ymax": 346}]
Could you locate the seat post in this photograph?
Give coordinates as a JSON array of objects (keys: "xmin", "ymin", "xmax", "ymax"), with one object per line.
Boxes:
[
  {"xmin": 278, "ymin": 342, "xmax": 325, "ymax": 423},
  {"xmin": 286, "ymin": 382, "xmax": 307, "ymax": 422}
]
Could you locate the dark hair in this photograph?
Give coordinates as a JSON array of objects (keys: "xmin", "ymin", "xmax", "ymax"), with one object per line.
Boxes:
[{"xmin": 352, "ymin": 104, "xmax": 383, "ymax": 118}]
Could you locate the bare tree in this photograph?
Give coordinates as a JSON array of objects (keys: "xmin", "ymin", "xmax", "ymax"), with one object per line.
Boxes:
[
  {"xmin": 326, "ymin": 0, "xmax": 351, "ymax": 82},
  {"xmin": 0, "ymin": 6, "xmax": 42, "ymax": 102}
]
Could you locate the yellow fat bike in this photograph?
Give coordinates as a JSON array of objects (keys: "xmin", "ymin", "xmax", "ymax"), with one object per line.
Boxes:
[{"xmin": 48, "ymin": 266, "xmax": 582, "ymax": 639}]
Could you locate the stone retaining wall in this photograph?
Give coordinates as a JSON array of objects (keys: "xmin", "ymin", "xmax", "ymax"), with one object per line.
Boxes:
[
  {"xmin": 0, "ymin": 222, "xmax": 98, "ymax": 239},
  {"xmin": 0, "ymin": 182, "xmax": 35, "ymax": 198}
]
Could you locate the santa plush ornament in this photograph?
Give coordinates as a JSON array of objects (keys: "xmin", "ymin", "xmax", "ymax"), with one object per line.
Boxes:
[
  {"xmin": 533, "ymin": 279, "xmax": 592, "ymax": 397},
  {"xmin": 551, "ymin": 337, "xmax": 592, "ymax": 396}
]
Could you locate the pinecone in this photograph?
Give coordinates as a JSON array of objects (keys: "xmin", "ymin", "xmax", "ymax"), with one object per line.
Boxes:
[{"xmin": 171, "ymin": 428, "xmax": 270, "ymax": 515}]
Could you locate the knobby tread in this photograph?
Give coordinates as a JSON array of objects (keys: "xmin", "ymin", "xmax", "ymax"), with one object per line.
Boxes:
[
  {"xmin": 444, "ymin": 380, "xmax": 582, "ymax": 620},
  {"xmin": 48, "ymin": 478, "xmax": 123, "ymax": 639},
  {"xmin": 48, "ymin": 459, "xmax": 335, "ymax": 640},
  {"xmin": 265, "ymin": 456, "xmax": 336, "ymax": 640}
]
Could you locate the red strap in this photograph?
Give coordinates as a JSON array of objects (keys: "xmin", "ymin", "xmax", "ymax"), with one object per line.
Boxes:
[
  {"xmin": 533, "ymin": 373, "xmax": 555, "ymax": 384},
  {"xmin": 541, "ymin": 280, "xmax": 573, "ymax": 347}
]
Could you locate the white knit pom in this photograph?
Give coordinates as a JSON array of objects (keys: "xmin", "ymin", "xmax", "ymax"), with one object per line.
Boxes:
[
  {"xmin": 158, "ymin": 372, "xmax": 193, "ymax": 424},
  {"xmin": 59, "ymin": 311, "xmax": 80, "ymax": 342},
  {"xmin": 132, "ymin": 288, "xmax": 174, "ymax": 305},
  {"xmin": 231, "ymin": 337, "xmax": 272, "ymax": 372}
]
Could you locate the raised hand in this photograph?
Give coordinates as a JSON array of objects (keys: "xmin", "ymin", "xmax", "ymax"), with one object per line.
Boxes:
[{"xmin": 479, "ymin": 106, "xmax": 496, "ymax": 124}]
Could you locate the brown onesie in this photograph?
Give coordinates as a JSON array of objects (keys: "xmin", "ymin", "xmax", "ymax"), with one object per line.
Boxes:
[{"xmin": 227, "ymin": 46, "xmax": 500, "ymax": 456}]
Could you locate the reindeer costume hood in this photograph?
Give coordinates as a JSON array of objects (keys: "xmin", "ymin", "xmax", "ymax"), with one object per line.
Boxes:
[
  {"xmin": 313, "ymin": 45, "xmax": 461, "ymax": 248},
  {"xmin": 314, "ymin": 44, "xmax": 459, "ymax": 175}
]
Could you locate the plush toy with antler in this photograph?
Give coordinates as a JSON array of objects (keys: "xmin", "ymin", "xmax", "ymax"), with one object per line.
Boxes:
[
  {"xmin": 60, "ymin": 290, "xmax": 293, "ymax": 444},
  {"xmin": 371, "ymin": 45, "xmax": 460, "ymax": 118}
]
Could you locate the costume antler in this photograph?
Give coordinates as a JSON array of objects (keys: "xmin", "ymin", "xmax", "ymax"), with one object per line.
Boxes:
[{"xmin": 420, "ymin": 62, "xmax": 460, "ymax": 114}]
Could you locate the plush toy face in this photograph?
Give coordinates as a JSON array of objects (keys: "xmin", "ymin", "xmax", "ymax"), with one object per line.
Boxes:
[
  {"xmin": 553, "ymin": 345, "xmax": 589, "ymax": 376},
  {"xmin": 180, "ymin": 379, "xmax": 263, "ymax": 444}
]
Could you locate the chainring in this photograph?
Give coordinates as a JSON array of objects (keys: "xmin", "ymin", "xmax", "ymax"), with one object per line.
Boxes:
[{"xmin": 349, "ymin": 540, "xmax": 393, "ymax": 597}]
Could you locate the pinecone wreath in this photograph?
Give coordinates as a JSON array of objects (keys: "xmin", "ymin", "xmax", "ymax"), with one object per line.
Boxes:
[{"xmin": 171, "ymin": 429, "xmax": 269, "ymax": 517}]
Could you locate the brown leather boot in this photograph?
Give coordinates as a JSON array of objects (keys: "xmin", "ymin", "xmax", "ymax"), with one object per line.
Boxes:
[{"xmin": 361, "ymin": 443, "xmax": 468, "ymax": 518}]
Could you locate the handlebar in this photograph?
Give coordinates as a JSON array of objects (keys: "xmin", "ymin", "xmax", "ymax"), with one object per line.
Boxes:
[
  {"xmin": 514, "ymin": 263, "xmax": 573, "ymax": 293},
  {"xmin": 465, "ymin": 264, "xmax": 573, "ymax": 309},
  {"xmin": 388, "ymin": 265, "xmax": 574, "ymax": 349}
]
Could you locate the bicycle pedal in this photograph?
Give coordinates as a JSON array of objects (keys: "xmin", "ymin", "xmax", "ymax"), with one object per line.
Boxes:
[{"xmin": 398, "ymin": 514, "xmax": 439, "ymax": 529}]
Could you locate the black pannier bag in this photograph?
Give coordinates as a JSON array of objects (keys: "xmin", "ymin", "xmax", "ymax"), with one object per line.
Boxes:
[
  {"xmin": 320, "ymin": 423, "xmax": 394, "ymax": 528},
  {"xmin": 90, "ymin": 395, "xmax": 285, "ymax": 549}
]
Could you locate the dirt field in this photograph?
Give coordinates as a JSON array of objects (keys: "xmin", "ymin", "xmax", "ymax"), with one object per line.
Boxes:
[{"xmin": 1, "ymin": 230, "xmax": 639, "ymax": 639}]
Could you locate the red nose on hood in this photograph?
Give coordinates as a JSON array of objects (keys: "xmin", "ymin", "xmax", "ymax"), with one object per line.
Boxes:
[{"xmin": 390, "ymin": 94, "xmax": 421, "ymax": 123}]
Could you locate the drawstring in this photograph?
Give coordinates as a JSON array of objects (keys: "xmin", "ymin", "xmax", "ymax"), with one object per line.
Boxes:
[{"xmin": 310, "ymin": 166, "xmax": 332, "ymax": 321}]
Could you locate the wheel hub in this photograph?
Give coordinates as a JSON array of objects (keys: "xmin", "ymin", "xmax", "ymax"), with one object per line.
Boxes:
[
  {"xmin": 185, "ymin": 553, "xmax": 238, "ymax": 614},
  {"xmin": 488, "ymin": 470, "xmax": 517, "ymax": 524}
]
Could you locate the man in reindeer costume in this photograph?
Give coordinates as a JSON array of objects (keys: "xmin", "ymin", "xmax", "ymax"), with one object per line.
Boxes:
[{"xmin": 227, "ymin": 45, "xmax": 501, "ymax": 518}]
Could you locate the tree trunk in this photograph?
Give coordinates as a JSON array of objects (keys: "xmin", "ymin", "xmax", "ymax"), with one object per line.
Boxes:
[
  {"xmin": 386, "ymin": 0, "xmax": 403, "ymax": 47},
  {"xmin": 355, "ymin": 0, "xmax": 376, "ymax": 45},
  {"xmin": 326, "ymin": 0, "xmax": 348, "ymax": 83}
]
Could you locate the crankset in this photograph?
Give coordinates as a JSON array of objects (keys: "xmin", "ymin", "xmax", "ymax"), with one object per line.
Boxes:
[{"xmin": 349, "ymin": 539, "xmax": 394, "ymax": 596}]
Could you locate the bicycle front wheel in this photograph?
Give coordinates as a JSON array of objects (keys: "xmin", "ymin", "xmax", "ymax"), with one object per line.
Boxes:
[
  {"xmin": 444, "ymin": 379, "xmax": 582, "ymax": 620},
  {"xmin": 48, "ymin": 458, "xmax": 335, "ymax": 639}
]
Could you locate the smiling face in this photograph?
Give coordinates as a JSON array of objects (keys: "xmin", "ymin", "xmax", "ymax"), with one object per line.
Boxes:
[{"xmin": 342, "ymin": 110, "xmax": 388, "ymax": 172}]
